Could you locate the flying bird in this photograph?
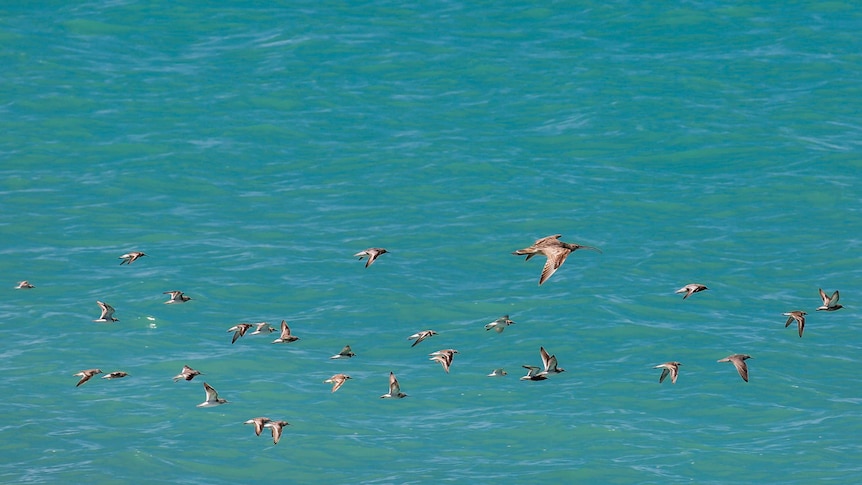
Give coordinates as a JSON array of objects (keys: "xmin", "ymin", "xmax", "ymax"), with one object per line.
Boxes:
[
  {"xmin": 408, "ymin": 330, "xmax": 437, "ymax": 347},
  {"xmin": 717, "ymin": 354, "xmax": 752, "ymax": 382},
  {"xmin": 101, "ymin": 371, "xmax": 129, "ymax": 380},
  {"xmin": 380, "ymin": 372, "xmax": 407, "ymax": 398},
  {"xmin": 227, "ymin": 323, "xmax": 253, "ymax": 344},
  {"xmin": 675, "ymin": 284, "xmax": 708, "ymax": 300},
  {"xmin": 519, "ymin": 365, "xmax": 548, "ymax": 381},
  {"xmin": 330, "ymin": 345, "xmax": 356, "ymax": 359},
  {"xmin": 15, "ymin": 281, "xmax": 35, "ymax": 289},
  {"xmin": 654, "ymin": 362, "xmax": 681, "ymax": 384},
  {"xmin": 540, "ymin": 346, "xmax": 565, "ymax": 375},
  {"xmin": 264, "ymin": 420, "xmax": 290, "ymax": 445},
  {"xmin": 817, "ymin": 288, "xmax": 843, "ymax": 311},
  {"xmin": 119, "ymin": 251, "xmax": 146, "ymax": 265},
  {"xmin": 272, "ymin": 320, "xmax": 299, "ymax": 344},
  {"xmin": 94, "ymin": 301, "xmax": 118, "ymax": 322},
  {"xmin": 74, "ymin": 368, "xmax": 103, "ymax": 387},
  {"xmin": 484, "ymin": 315, "xmax": 515, "ymax": 333},
  {"xmin": 249, "ymin": 322, "xmax": 275, "ymax": 335},
  {"xmin": 324, "ymin": 374, "xmax": 352, "ymax": 393},
  {"xmin": 783, "ymin": 311, "xmax": 807, "ymax": 338},
  {"xmin": 173, "ymin": 365, "xmax": 203, "ymax": 382},
  {"xmin": 429, "ymin": 349, "xmax": 459, "ymax": 373},
  {"xmin": 163, "ymin": 290, "xmax": 192, "ymax": 304},
  {"xmin": 197, "ymin": 382, "xmax": 229, "ymax": 407},
  {"xmin": 354, "ymin": 248, "xmax": 388, "ymax": 268},
  {"xmin": 244, "ymin": 417, "xmax": 271, "ymax": 436},
  {"xmin": 487, "ymin": 368, "xmax": 508, "ymax": 377},
  {"xmin": 512, "ymin": 234, "xmax": 601, "ymax": 285}
]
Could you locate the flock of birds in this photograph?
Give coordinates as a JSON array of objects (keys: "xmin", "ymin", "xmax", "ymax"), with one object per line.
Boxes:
[{"xmin": 13, "ymin": 235, "xmax": 846, "ymax": 445}]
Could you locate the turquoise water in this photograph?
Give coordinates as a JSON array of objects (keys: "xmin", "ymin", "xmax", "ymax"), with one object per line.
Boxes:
[{"xmin": 2, "ymin": 1, "xmax": 861, "ymax": 483}]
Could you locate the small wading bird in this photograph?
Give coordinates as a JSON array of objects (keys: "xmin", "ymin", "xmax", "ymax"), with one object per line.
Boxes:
[
  {"xmin": 654, "ymin": 362, "xmax": 681, "ymax": 384},
  {"xmin": 324, "ymin": 374, "xmax": 352, "ymax": 393},
  {"xmin": 817, "ymin": 288, "xmax": 843, "ymax": 311},
  {"xmin": 94, "ymin": 301, "xmax": 118, "ymax": 322},
  {"xmin": 380, "ymin": 372, "xmax": 407, "ymax": 399},
  {"xmin": 264, "ymin": 420, "xmax": 290, "ymax": 445},
  {"xmin": 227, "ymin": 323, "xmax": 252, "ymax": 344},
  {"xmin": 102, "ymin": 371, "xmax": 129, "ymax": 380},
  {"xmin": 675, "ymin": 283, "xmax": 708, "ymax": 300},
  {"xmin": 119, "ymin": 251, "xmax": 146, "ymax": 265},
  {"xmin": 272, "ymin": 320, "xmax": 299, "ymax": 344},
  {"xmin": 173, "ymin": 365, "xmax": 203, "ymax": 382},
  {"xmin": 250, "ymin": 322, "xmax": 275, "ymax": 335},
  {"xmin": 163, "ymin": 290, "xmax": 191, "ymax": 304},
  {"xmin": 484, "ymin": 315, "xmax": 515, "ymax": 333},
  {"xmin": 512, "ymin": 234, "xmax": 601, "ymax": 286},
  {"xmin": 197, "ymin": 382, "xmax": 229, "ymax": 407},
  {"xmin": 539, "ymin": 346, "xmax": 565, "ymax": 375},
  {"xmin": 330, "ymin": 345, "xmax": 355, "ymax": 359},
  {"xmin": 354, "ymin": 248, "xmax": 388, "ymax": 268},
  {"xmin": 244, "ymin": 417, "xmax": 271, "ymax": 436},
  {"xmin": 429, "ymin": 349, "xmax": 459, "ymax": 373},
  {"xmin": 783, "ymin": 311, "xmax": 807, "ymax": 338},
  {"xmin": 520, "ymin": 365, "xmax": 548, "ymax": 381},
  {"xmin": 74, "ymin": 368, "xmax": 103, "ymax": 387},
  {"xmin": 408, "ymin": 330, "xmax": 437, "ymax": 347},
  {"xmin": 717, "ymin": 354, "xmax": 752, "ymax": 382}
]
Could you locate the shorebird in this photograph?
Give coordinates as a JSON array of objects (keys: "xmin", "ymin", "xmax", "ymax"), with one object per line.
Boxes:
[
  {"xmin": 717, "ymin": 354, "xmax": 752, "ymax": 382},
  {"xmin": 783, "ymin": 311, "xmax": 807, "ymax": 337},
  {"xmin": 487, "ymin": 368, "xmax": 508, "ymax": 377},
  {"xmin": 94, "ymin": 301, "xmax": 118, "ymax": 322},
  {"xmin": 354, "ymin": 248, "xmax": 388, "ymax": 268},
  {"xmin": 512, "ymin": 234, "xmax": 601, "ymax": 285},
  {"xmin": 330, "ymin": 345, "xmax": 356, "ymax": 359},
  {"xmin": 264, "ymin": 420, "xmax": 290, "ymax": 445},
  {"xmin": 430, "ymin": 348, "xmax": 459, "ymax": 357},
  {"xmin": 244, "ymin": 417, "xmax": 271, "ymax": 436},
  {"xmin": 15, "ymin": 281, "xmax": 34, "ymax": 289},
  {"xmin": 380, "ymin": 372, "xmax": 407, "ymax": 398},
  {"xmin": 654, "ymin": 362, "xmax": 681, "ymax": 384},
  {"xmin": 249, "ymin": 322, "xmax": 275, "ymax": 335},
  {"xmin": 540, "ymin": 346, "xmax": 565, "ymax": 375},
  {"xmin": 324, "ymin": 373, "xmax": 352, "ymax": 393},
  {"xmin": 408, "ymin": 330, "xmax": 437, "ymax": 347},
  {"xmin": 817, "ymin": 288, "xmax": 843, "ymax": 311},
  {"xmin": 520, "ymin": 365, "xmax": 548, "ymax": 381},
  {"xmin": 119, "ymin": 251, "xmax": 146, "ymax": 265},
  {"xmin": 163, "ymin": 290, "xmax": 191, "ymax": 304},
  {"xmin": 227, "ymin": 323, "xmax": 253, "ymax": 344},
  {"xmin": 675, "ymin": 284, "xmax": 708, "ymax": 300},
  {"xmin": 429, "ymin": 349, "xmax": 459, "ymax": 373},
  {"xmin": 74, "ymin": 368, "xmax": 102, "ymax": 387},
  {"xmin": 172, "ymin": 365, "xmax": 203, "ymax": 382},
  {"xmin": 101, "ymin": 371, "xmax": 129, "ymax": 380},
  {"xmin": 197, "ymin": 382, "xmax": 229, "ymax": 407},
  {"xmin": 272, "ymin": 320, "xmax": 299, "ymax": 344},
  {"xmin": 484, "ymin": 315, "xmax": 515, "ymax": 333}
]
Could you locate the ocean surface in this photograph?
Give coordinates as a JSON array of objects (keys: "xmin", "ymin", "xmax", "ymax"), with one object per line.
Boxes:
[{"xmin": 2, "ymin": 1, "xmax": 861, "ymax": 483}]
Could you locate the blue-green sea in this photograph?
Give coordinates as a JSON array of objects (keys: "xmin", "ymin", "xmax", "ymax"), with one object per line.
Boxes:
[{"xmin": 2, "ymin": 2, "xmax": 861, "ymax": 483}]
